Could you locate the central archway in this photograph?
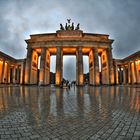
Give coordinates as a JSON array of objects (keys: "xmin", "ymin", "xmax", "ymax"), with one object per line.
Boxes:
[
  {"xmin": 83, "ymin": 55, "xmax": 89, "ymax": 84},
  {"xmin": 63, "ymin": 55, "xmax": 76, "ymax": 82}
]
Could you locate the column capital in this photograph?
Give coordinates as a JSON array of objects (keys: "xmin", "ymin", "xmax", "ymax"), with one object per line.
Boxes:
[
  {"xmin": 92, "ymin": 47, "xmax": 98, "ymax": 50},
  {"xmin": 26, "ymin": 46, "xmax": 32, "ymax": 52}
]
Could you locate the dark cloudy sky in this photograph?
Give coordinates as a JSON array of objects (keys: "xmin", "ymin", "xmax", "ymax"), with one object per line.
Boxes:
[{"xmin": 0, "ymin": 0, "xmax": 140, "ymax": 81}]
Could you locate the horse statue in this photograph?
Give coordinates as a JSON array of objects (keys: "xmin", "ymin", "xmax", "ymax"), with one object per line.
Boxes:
[
  {"xmin": 60, "ymin": 24, "xmax": 64, "ymax": 30},
  {"xmin": 71, "ymin": 22, "xmax": 74, "ymax": 30},
  {"xmin": 65, "ymin": 23, "xmax": 68, "ymax": 30},
  {"xmin": 75, "ymin": 23, "xmax": 80, "ymax": 30}
]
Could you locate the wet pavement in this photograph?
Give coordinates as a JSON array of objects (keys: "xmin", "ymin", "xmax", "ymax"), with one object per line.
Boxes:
[{"xmin": 0, "ymin": 85, "xmax": 140, "ymax": 140}]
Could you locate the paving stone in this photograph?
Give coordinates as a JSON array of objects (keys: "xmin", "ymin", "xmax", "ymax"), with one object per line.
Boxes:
[
  {"xmin": 11, "ymin": 134, "xmax": 21, "ymax": 138},
  {"xmin": 120, "ymin": 131, "xmax": 127, "ymax": 136},
  {"xmin": 134, "ymin": 131, "xmax": 140, "ymax": 136},
  {"xmin": 19, "ymin": 137, "xmax": 31, "ymax": 140},
  {"xmin": 0, "ymin": 85, "xmax": 139, "ymax": 139},
  {"xmin": 30, "ymin": 134, "xmax": 40, "ymax": 139},
  {"xmin": 0, "ymin": 134, "xmax": 11, "ymax": 139},
  {"xmin": 132, "ymin": 137, "xmax": 140, "ymax": 140},
  {"xmin": 21, "ymin": 132, "xmax": 32, "ymax": 137}
]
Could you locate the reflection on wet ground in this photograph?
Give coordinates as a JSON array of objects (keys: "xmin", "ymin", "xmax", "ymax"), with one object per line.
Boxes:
[{"xmin": 0, "ymin": 85, "xmax": 140, "ymax": 140}]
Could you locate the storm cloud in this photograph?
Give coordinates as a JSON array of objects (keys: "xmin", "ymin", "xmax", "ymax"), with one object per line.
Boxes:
[{"xmin": 0, "ymin": 0, "xmax": 140, "ymax": 80}]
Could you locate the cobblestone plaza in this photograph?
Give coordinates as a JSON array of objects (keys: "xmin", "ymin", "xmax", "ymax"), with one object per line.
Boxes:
[{"xmin": 0, "ymin": 85, "xmax": 140, "ymax": 140}]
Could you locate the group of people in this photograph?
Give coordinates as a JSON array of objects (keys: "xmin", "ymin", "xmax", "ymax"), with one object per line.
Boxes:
[{"xmin": 60, "ymin": 80, "xmax": 76, "ymax": 89}]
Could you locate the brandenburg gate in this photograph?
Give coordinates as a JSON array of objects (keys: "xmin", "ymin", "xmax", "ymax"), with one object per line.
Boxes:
[{"xmin": 25, "ymin": 20, "xmax": 115, "ymax": 86}]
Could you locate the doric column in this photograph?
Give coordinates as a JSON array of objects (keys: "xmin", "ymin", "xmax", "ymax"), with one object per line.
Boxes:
[
  {"xmin": 89, "ymin": 48, "xmax": 100, "ymax": 85},
  {"xmin": 89, "ymin": 50, "xmax": 93, "ymax": 85},
  {"xmin": 115, "ymin": 62, "xmax": 119, "ymax": 84},
  {"xmin": 4, "ymin": 62, "xmax": 8, "ymax": 83},
  {"xmin": 76, "ymin": 47, "xmax": 83, "ymax": 85},
  {"xmin": 45, "ymin": 50, "xmax": 50, "ymax": 85},
  {"xmin": 20, "ymin": 62, "xmax": 24, "ymax": 84},
  {"xmin": 17, "ymin": 67, "xmax": 21, "ymax": 83},
  {"xmin": 106, "ymin": 47, "xmax": 114, "ymax": 84},
  {"xmin": 7, "ymin": 63, "xmax": 10, "ymax": 84},
  {"xmin": 1, "ymin": 61, "xmax": 8, "ymax": 83},
  {"xmin": 123, "ymin": 66, "xmax": 126, "ymax": 84},
  {"xmin": 93, "ymin": 47, "xmax": 100, "ymax": 85},
  {"xmin": 12, "ymin": 66, "xmax": 16, "ymax": 84},
  {"xmin": 118, "ymin": 66, "xmax": 121, "ymax": 84},
  {"xmin": 1, "ymin": 61, "xmax": 5, "ymax": 83},
  {"xmin": 134, "ymin": 61, "xmax": 138, "ymax": 84},
  {"xmin": 39, "ymin": 48, "xmax": 46, "ymax": 85},
  {"xmin": 128, "ymin": 62, "xmax": 132, "ymax": 84},
  {"xmin": 55, "ymin": 47, "xmax": 63, "ymax": 85},
  {"xmin": 25, "ymin": 47, "xmax": 32, "ymax": 84},
  {"xmin": 136, "ymin": 61, "xmax": 140, "ymax": 84},
  {"xmin": 0, "ymin": 61, "xmax": 3, "ymax": 83}
]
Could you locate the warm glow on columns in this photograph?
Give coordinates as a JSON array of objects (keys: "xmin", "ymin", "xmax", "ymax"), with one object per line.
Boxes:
[
  {"xmin": 39, "ymin": 71, "xmax": 43, "ymax": 82},
  {"xmin": 56, "ymin": 72, "xmax": 60, "ymax": 85},
  {"xmin": 95, "ymin": 75, "xmax": 100, "ymax": 84},
  {"xmin": 79, "ymin": 74, "xmax": 83, "ymax": 84},
  {"xmin": 5, "ymin": 62, "xmax": 7, "ymax": 66}
]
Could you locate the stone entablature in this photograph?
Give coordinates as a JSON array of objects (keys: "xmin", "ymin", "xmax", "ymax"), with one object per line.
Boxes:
[
  {"xmin": 121, "ymin": 50, "xmax": 140, "ymax": 63},
  {"xmin": 57, "ymin": 30, "xmax": 83, "ymax": 38},
  {"xmin": 25, "ymin": 31, "xmax": 113, "ymax": 58},
  {"xmin": 26, "ymin": 31, "xmax": 112, "ymax": 43},
  {"xmin": 0, "ymin": 51, "xmax": 16, "ymax": 63}
]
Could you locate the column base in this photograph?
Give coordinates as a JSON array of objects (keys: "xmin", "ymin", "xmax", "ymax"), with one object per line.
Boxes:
[
  {"xmin": 89, "ymin": 84, "xmax": 100, "ymax": 86},
  {"xmin": 39, "ymin": 81, "xmax": 44, "ymax": 86},
  {"xmin": 76, "ymin": 84, "xmax": 84, "ymax": 86},
  {"xmin": 55, "ymin": 84, "xmax": 61, "ymax": 86},
  {"xmin": 39, "ymin": 81, "xmax": 50, "ymax": 86}
]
